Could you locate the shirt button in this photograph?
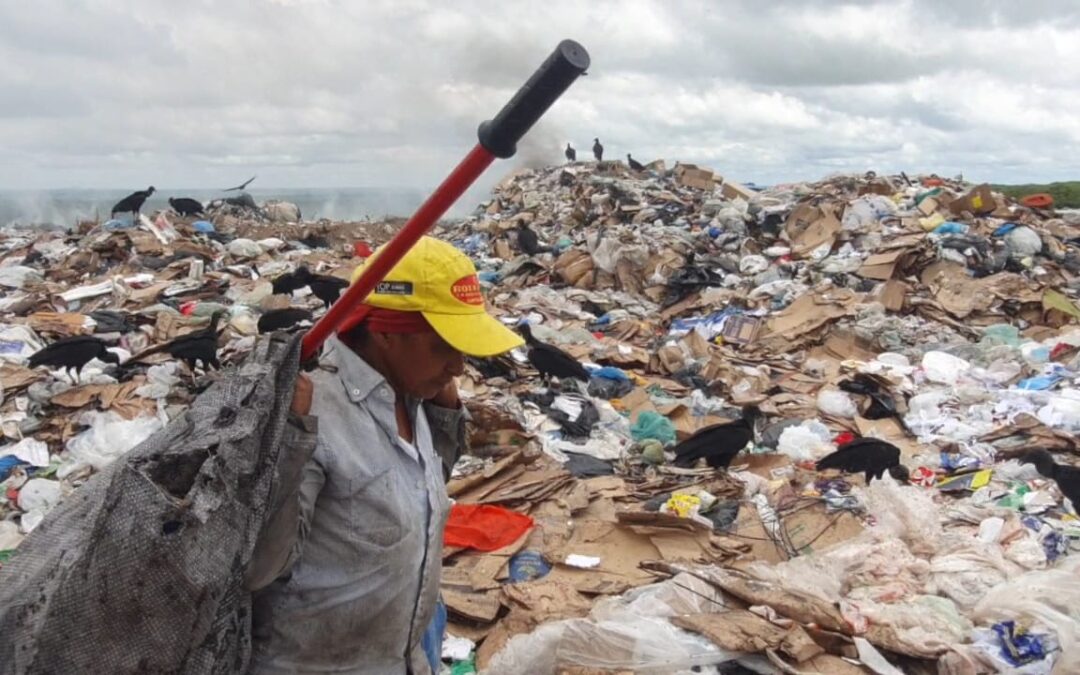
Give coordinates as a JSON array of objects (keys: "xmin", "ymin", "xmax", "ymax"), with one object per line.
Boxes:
[{"xmin": 351, "ymin": 388, "xmax": 360, "ymax": 396}]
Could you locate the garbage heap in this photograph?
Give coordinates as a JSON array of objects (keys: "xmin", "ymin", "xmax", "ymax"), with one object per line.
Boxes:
[
  {"xmin": 433, "ymin": 161, "xmax": 1080, "ymax": 674},
  {"xmin": 1, "ymin": 160, "xmax": 1080, "ymax": 674}
]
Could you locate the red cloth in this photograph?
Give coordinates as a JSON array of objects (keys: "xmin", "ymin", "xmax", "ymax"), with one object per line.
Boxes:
[
  {"xmin": 443, "ymin": 503, "xmax": 534, "ymax": 552},
  {"xmin": 834, "ymin": 431, "xmax": 856, "ymax": 446},
  {"xmin": 337, "ymin": 306, "xmax": 434, "ymax": 336}
]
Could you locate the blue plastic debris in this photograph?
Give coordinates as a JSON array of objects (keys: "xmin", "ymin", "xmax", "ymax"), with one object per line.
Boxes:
[
  {"xmin": 590, "ymin": 366, "xmax": 629, "ymax": 382},
  {"xmin": 1017, "ymin": 365, "xmax": 1068, "ymax": 391},
  {"xmin": 477, "ymin": 270, "xmax": 500, "ymax": 284},
  {"xmin": 102, "ymin": 218, "xmax": 135, "ymax": 231},
  {"xmin": 509, "ymin": 550, "xmax": 551, "ymax": 583},
  {"xmin": 991, "ymin": 620, "xmax": 1048, "ymax": 666},
  {"xmin": 0, "ymin": 455, "xmax": 25, "ymax": 482},
  {"xmin": 933, "ymin": 222, "xmax": 968, "ymax": 235},
  {"xmin": 993, "ymin": 222, "xmax": 1019, "ymax": 237},
  {"xmin": 192, "ymin": 220, "xmax": 216, "ymax": 233}
]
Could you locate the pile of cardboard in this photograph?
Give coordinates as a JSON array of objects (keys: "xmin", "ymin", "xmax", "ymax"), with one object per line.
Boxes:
[
  {"xmin": 431, "ymin": 160, "xmax": 1080, "ymax": 673},
  {"xmin": 4, "ymin": 158, "xmax": 1080, "ymax": 673}
]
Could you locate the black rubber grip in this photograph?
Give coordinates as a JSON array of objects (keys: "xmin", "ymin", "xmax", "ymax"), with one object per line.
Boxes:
[{"xmin": 477, "ymin": 39, "xmax": 590, "ymax": 159}]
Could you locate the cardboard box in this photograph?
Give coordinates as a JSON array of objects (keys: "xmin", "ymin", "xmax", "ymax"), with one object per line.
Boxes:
[
  {"xmin": 857, "ymin": 249, "xmax": 909, "ymax": 280},
  {"xmin": 949, "ymin": 184, "xmax": 996, "ymax": 216},
  {"xmin": 674, "ymin": 164, "xmax": 716, "ymax": 191},
  {"xmin": 719, "ymin": 178, "xmax": 755, "ymax": 201}
]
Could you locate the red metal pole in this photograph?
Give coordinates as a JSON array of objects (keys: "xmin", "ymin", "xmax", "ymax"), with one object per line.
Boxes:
[{"xmin": 300, "ymin": 144, "xmax": 495, "ymax": 361}]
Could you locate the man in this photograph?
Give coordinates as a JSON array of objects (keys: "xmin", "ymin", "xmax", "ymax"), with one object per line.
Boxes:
[{"xmin": 248, "ymin": 236, "xmax": 523, "ymax": 674}]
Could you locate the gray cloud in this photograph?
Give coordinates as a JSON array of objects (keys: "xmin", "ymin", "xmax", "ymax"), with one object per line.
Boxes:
[{"xmin": 1, "ymin": 0, "xmax": 1080, "ymax": 195}]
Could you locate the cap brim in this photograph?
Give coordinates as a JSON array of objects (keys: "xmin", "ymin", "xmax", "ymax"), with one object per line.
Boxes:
[{"xmin": 423, "ymin": 311, "xmax": 524, "ymax": 357}]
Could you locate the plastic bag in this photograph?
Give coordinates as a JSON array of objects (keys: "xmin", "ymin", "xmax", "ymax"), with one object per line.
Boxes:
[
  {"xmin": 631, "ymin": 411, "xmax": 676, "ymax": 445},
  {"xmin": 226, "ymin": 238, "xmax": 263, "ymax": 259},
  {"xmin": 817, "ymin": 388, "xmax": 858, "ymax": 418},
  {"xmin": 922, "ymin": 351, "xmax": 972, "ymax": 385},
  {"xmin": 444, "ymin": 504, "xmax": 534, "ymax": 552},
  {"xmin": 483, "ymin": 574, "xmax": 739, "ymax": 675},
  {"xmin": 64, "ymin": 411, "xmax": 164, "ymax": 471},
  {"xmin": 972, "ymin": 554, "xmax": 1080, "ymax": 674},
  {"xmin": 776, "ymin": 420, "xmax": 834, "ymax": 461}
]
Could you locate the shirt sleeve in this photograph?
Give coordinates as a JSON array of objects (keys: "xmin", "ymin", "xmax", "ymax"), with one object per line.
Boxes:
[
  {"xmin": 422, "ymin": 401, "xmax": 470, "ymax": 483},
  {"xmin": 244, "ymin": 412, "xmax": 323, "ymax": 591}
]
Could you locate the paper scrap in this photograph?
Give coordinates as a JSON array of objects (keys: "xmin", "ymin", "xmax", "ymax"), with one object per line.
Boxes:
[{"xmin": 564, "ymin": 554, "xmax": 601, "ymax": 569}]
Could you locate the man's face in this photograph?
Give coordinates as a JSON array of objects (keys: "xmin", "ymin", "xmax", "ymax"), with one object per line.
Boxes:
[{"xmin": 380, "ymin": 331, "xmax": 465, "ymax": 400}]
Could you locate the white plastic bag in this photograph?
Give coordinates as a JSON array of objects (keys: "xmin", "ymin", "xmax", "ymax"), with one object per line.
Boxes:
[
  {"xmin": 64, "ymin": 411, "xmax": 163, "ymax": 471},
  {"xmin": 817, "ymin": 388, "xmax": 858, "ymax": 418}
]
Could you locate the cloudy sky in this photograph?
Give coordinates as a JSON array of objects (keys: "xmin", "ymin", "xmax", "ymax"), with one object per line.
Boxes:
[{"xmin": 3, "ymin": 0, "xmax": 1080, "ymax": 194}]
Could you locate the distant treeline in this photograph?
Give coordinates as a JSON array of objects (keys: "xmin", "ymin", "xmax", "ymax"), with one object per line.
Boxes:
[{"xmin": 992, "ymin": 182, "xmax": 1080, "ymax": 209}]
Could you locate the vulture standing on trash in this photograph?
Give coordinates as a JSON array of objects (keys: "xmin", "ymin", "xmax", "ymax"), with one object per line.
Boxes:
[
  {"xmin": 593, "ymin": 138, "xmax": 603, "ymax": 162},
  {"xmin": 28, "ymin": 336, "xmax": 120, "ymax": 384},
  {"xmin": 627, "ymin": 154, "xmax": 646, "ymax": 172},
  {"xmin": 565, "ymin": 143, "xmax": 576, "ymax": 162},
  {"xmin": 168, "ymin": 197, "xmax": 204, "ymax": 217},
  {"xmin": 258, "ymin": 307, "xmax": 313, "ymax": 334},
  {"xmin": 1021, "ymin": 449, "xmax": 1080, "ymax": 510},
  {"xmin": 273, "ymin": 266, "xmax": 349, "ymax": 308},
  {"xmin": 132, "ymin": 311, "xmax": 226, "ymax": 378},
  {"xmin": 816, "ymin": 437, "xmax": 909, "ymax": 484},
  {"xmin": 110, "ymin": 186, "xmax": 155, "ymax": 218},
  {"xmin": 673, "ymin": 407, "xmax": 760, "ymax": 469},
  {"xmin": 517, "ymin": 222, "xmax": 544, "ymax": 256},
  {"xmin": 519, "ymin": 323, "xmax": 589, "ymax": 383}
]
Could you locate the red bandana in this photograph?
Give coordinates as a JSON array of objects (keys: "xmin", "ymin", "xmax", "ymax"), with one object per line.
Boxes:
[{"xmin": 339, "ymin": 305, "xmax": 433, "ymax": 334}]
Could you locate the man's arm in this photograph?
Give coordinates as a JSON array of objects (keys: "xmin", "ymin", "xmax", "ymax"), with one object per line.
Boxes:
[
  {"xmin": 244, "ymin": 375, "xmax": 323, "ymax": 591},
  {"xmin": 423, "ymin": 379, "xmax": 469, "ymax": 483}
]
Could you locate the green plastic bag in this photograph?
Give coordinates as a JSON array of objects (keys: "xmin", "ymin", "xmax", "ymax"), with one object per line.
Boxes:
[{"xmin": 631, "ymin": 411, "xmax": 676, "ymax": 446}]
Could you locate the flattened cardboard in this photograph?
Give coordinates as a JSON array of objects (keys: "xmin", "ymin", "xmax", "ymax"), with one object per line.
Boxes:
[
  {"xmin": 949, "ymin": 183, "xmax": 996, "ymax": 216},
  {"xmin": 876, "ymin": 279, "xmax": 908, "ymax": 312},
  {"xmin": 856, "ymin": 249, "xmax": 908, "ymax": 281}
]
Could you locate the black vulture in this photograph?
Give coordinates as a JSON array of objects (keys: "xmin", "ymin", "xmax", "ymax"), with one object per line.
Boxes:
[
  {"xmin": 169, "ymin": 197, "xmax": 204, "ymax": 217},
  {"xmin": 258, "ymin": 307, "xmax": 313, "ymax": 334},
  {"xmin": 110, "ymin": 186, "xmax": 155, "ymax": 218},
  {"xmin": 271, "ymin": 267, "xmax": 311, "ymax": 296},
  {"xmin": 565, "ymin": 143, "xmax": 576, "ymax": 162},
  {"xmin": 223, "ymin": 175, "xmax": 256, "ymax": 191},
  {"xmin": 28, "ymin": 336, "xmax": 120, "ymax": 384},
  {"xmin": 673, "ymin": 407, "xmax": 760, "ymax": 469},
  {"xmin": 305, "ymin": 271, "xmax": 349, "ymax": 308},
  {"xmin": 224, "ymin": 193, "xmax": 258, "ymax": 209},
  {"xmin": 627, "ymin": 154, "xmax": 646, "ymax": 172},
  {"xmin": 816, "ymin": 437, "xmax": 909, "ymax": 484},
  {"xmin": 592, "ymin": 138, "xmax": 603, "ymax": 161},
  {"xmin": 520, "ymin": 323, "xmax": 589, "ymax": 382},
  {"xmin": 156, "ymin": 311, "xmax": 226, "ymax": 374},
  {"xmin": 517, "ymin": 222, "xmax": 544, "ymax": 256},
  {"xmin": 1021, "ymin": 449, "xmax": 1080, "ymax": 510},
  {"xmin": 298, "ymin": 233, "xmax": 330, "ymax": 249}
]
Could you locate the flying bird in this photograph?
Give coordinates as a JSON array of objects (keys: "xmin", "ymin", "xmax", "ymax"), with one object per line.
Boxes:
[
  {"xmin": 627, "ymin": 154, "xmax": 646, "ymax": 172},
  {"xmin": 258, "ymin": 307, "xmax": 313, "ymax": 334},
  {"xmin": 672, "ymin": 407, "xmax": 761, "ymax": 469},
  {"xmin": 565, "ymin": 143, "xmax": 576, "ymax": 162},
  {"xmin": 520, "ymin": 323, "xmax": 589, "ymax": 383},
  {"xmin": 110, "ymin": 186, "xmax": 156, "ymax": 218},
  {"xmin": 517, "ymin": 222, "xmax": 545, "ymax": 256},
  {"xmin": 168, "ymin": 197, "xmax": 205, "ymax": 217},
  {"xmin": 816, "ymin": 437, "xmax": 909, "ymax": 484},
  {"xmin": 28, "ymin": 336, "xmax": 120, "ymax": 384},
  {"xmin": 1021, "ymin": 449, "xmax": 1080, "ymax": 511},
  {"xmin": 592, "ymin": 138, "xmax": 603, "ymax": 162},
  {"xmin": 224, "ymin": 175, "xmax": 257, "ymax": 191}
]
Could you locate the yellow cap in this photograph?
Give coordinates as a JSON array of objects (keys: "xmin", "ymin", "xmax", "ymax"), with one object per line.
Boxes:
[{"xmin": 346, "ymin": 236, "xmax": 523, "ymax": 357}]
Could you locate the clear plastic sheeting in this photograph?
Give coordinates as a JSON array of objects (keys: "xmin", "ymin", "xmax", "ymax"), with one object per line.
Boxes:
[
  {"xmin": 64, "ymin": 410, "xmax": 164, "ymax": 471},
  {"xmin": 972, "ymin": 555, "xmax": 1080, "ymax": 674},
  {"xmin": 483, "ymin": 574, "xmax": 740, "ymax": 675}
]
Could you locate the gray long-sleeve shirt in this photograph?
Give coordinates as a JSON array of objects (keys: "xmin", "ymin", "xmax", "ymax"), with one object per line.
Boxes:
[{"xmin": 249, "ymin": 337, "xmax": 465, "ymax": 674}]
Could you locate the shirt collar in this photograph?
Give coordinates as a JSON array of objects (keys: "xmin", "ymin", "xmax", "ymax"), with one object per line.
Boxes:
[{"xmin": 324, "ymin": 336, "xmax": 388, "ymax": 404}]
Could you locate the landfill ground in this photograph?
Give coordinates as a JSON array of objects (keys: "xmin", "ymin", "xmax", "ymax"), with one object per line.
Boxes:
[{"xmin": 2, "ymin": 159, "xmax": 1080, "ymax": 674}]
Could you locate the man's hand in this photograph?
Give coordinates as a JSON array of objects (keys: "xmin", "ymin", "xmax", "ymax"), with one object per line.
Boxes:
[
  {"xmin": 429, "ymin": 378, "xmax": 461, "ymax": 409},
  {"xmin": 291, "ymin": 373, "xmax": 313, "ymax": 416}
]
